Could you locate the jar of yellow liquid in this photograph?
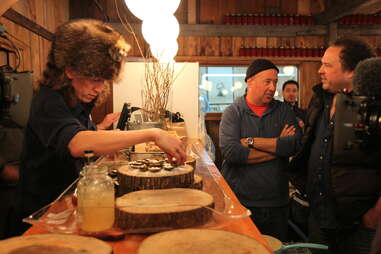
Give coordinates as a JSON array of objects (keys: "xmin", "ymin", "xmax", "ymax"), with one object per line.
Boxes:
[{"xmin": 77, "ymin": 165, "xmax": 115, "ymax": 232}]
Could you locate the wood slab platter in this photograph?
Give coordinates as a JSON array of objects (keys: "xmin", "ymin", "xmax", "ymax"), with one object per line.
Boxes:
[
  {"xmin": 116, "ymin": 188, "xmax": 214, "ymax": 231},
  {"xmin": 137, "ymin": 229, "xmax": 271, "ymax": 254},
  {"xmin": 0, "ymin": 234, "xmax": 112, "ymax": 254},
  {"xmin": 117, "ymin": 163, "xmax": 194, "ymax": 194}
]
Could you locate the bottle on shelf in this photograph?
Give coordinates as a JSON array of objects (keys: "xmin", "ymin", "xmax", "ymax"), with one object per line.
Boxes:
[
  {"xmin": 242, "ymin": 14, "xmax": 248, "ymax": 25},
  {"xmin": 247, "ymin": 14, "xmax": 254, "ymax": 25}
]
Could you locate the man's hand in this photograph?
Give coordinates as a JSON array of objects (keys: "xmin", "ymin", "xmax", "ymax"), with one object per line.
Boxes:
[
  {"xmin": 280, "ymin": 124, "xmax": 296, "ymax": 137},
  {"xmin": 239, "ymin": 123, "xmax": 295, "ymax": 147},
  {"xmin": 362, "ymin": 208, "xmax": 381, "ymax": 229},
  {"xmin": 296, "ymin": 118, "xmax": 305, "ymax": 129},
  {"xmin": 1, "ymin": 163, "xmax": 19, "ymax": 182},
  {"xmin": 240, "ymin": 138, "xmax": 248, "ymax": 147},
  {"xmin": 97, "ymin": 112, "xmax": 121, "ymax": 130},
  {"xmin": 362, "ymin": 197, "xmax": 381, "ymax": 229}
]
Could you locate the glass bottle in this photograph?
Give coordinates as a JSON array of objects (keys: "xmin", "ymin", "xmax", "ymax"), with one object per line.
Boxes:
[{"xmin": 77, "ymin": 164, "xmax": 115, "ymax": 232}]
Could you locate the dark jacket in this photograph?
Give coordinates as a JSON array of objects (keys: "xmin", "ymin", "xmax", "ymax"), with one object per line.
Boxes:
[
  {"xmin": 289, "ymin": 83, "xmax": 381, "ymax": 227},
  {"xmin": 285, "ymin": 102, "xmax": 306, "ymax": 123}
]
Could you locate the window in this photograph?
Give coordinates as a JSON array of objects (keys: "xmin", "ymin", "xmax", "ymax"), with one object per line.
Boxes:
[{"xmin": 199, "ymin": 65, "xmax": 298, "ymax": 113}]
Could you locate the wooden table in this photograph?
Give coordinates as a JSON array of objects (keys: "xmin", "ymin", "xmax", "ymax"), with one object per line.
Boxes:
[{"xmin": 24, "ymin": 143, "xmax": 271, "ymax": 254}]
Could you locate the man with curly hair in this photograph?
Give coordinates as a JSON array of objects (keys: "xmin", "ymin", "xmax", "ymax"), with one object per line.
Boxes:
[{"xmin": 11, "ymin": 19, "xmax": 186, "ymax": 235}]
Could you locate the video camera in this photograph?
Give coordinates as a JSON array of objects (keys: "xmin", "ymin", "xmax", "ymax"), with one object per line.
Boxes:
[
  {"xmin": 0, "ymin": 71, "xmax": 33, "ymax": 127},
  {"xmin": 332, "ymin": 58, "xmax": 381, "ymax": 167}
]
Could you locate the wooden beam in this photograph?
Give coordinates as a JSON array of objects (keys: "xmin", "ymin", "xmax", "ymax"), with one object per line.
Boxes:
[
  {"xmin": 0, "ymin": 0, "xmax": 18, "ymax": 16},
  {"xmin": 179, "ymin": 24, "xmax": 327, "ymax": 37},
  {"xmin": 174, "ymin": 56, "xmax": 320, "ymax": 65},
  {"xmin": 339, "ymin": 24, "xmax": 381, "ymax": 36},
  {"xmin": 355, "ymin": 0, "xmax": 381, "ymax": 14},
  {"xmin": 315, "ymin": 0, "xmax": 381, "ymax": 24},
  {"xmin": 110, "ymin": 23, "xmax": 327, "ymax": 37},
  {"xmin": 3, "ymin": 8, "xmax": 54, "ymax": 41},
  {"xmin": 187, "ymin": 0, "xmax": 197, "ymax": 24}
]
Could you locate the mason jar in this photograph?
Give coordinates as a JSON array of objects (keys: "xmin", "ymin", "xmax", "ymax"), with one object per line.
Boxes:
[{"xmin": 77, "ymin": 165, "xmax": 115, "ymax": 232}]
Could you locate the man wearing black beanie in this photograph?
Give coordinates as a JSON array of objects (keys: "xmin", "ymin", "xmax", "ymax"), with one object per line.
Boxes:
[{"xmin": 219, "ymin": 58, "xmax": 301, "ymax": 241}]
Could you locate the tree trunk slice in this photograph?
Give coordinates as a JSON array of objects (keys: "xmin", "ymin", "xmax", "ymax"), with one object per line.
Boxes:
[
  {"xmin": 117, "ymin": 164, "xmax": 194, "ymax": 195},
  {"xmin": 0, "ymin": 234, "xmax": 112, "ymax": 254},
  {"xmin": 137, "ymin": 229, "xmax": 271, "ymax": 254},
  {"xmin": 118, "ymin": 173, "xmax": 203, "ymax": 195},
  {"xmin": 191, "ymin": 173, "xmax": 203, "ymax": 190},
  {"xmin": 116, "ymin": 188, "xmax": 214, "ymax": 231},
  {"xmin": 185, "ymin": 158, "xmax": 196, "ymax": 169}
]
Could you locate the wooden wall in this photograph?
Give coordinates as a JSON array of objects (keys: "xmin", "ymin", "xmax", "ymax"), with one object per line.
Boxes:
[
  {"xmin": 111, "ymin": 0, "xmax": 325, "ymax": 109},
  {"xmin": 3, "ymin": 0, "xmax": 380, "ymax": 122},
  {"xmin": 0, "ymin": 0, "xmax": 69, "ymax": 89},
  {"xmin": 67, "ymin": 0, "xmax": 381, "ymax": 110}
]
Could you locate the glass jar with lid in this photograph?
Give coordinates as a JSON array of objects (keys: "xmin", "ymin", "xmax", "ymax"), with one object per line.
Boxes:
[{"xmin": 77, "ymin": 164, "xmax": 115, "ymax": 232}]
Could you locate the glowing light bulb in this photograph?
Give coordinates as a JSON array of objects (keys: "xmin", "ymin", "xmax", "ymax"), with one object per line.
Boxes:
[
  {"xmin": 142, "ymin": 15, "xmax": 179, "ymax": 46},
  {"xmin": 125, "ymin": 0, "xmax": 181, "ymax": 20}
]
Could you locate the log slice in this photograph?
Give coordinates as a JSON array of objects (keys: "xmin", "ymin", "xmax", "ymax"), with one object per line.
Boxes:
[
  {"xmin": 190, "ymin": 173, "xmax": 203, "ymax": 190},
  {"xmin": 117, "ymin": 164, "xmax": 194, "ymax": 195},
  {"xmin": 0, "ymin": 234, "xmax": 112, "ymax": 254},
  {"xmin": 137, "ymin": 229, "xmax": 270, "ymax": 254},
  {"xmin": 116, "ymin": 188, "xmax": 214, "ymax": 231}
]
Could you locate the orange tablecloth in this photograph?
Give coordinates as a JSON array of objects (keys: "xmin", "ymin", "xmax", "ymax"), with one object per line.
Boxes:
[{"xmin": 24, "ymin": 143, "xmax": 271, "ymax": 253}]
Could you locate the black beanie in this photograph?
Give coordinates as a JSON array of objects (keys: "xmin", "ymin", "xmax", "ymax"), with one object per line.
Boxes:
[{"xmin": 245, "ymin": 59, "xmax": 279, "ymax": 82}]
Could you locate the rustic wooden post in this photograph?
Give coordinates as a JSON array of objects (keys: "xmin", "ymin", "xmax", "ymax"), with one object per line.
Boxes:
[{"xmin": 188, "ymin": 0, "xmax": 198, "ymax": 24}]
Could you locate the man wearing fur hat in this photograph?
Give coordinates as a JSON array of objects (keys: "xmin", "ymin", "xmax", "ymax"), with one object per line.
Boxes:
[
  {"xmin": 11, "ymin": 19, "xmax": 186, "ymax": 235},
  {"xmin": 219, "ymin": 59, "xmax": 301, "ymax": 241}
]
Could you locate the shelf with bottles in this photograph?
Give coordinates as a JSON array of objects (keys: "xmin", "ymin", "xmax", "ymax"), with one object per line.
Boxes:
[
  {"xmin": 339, "ymin": 14, "xmax": 381, "ymax": 25},
  {"xmin": 223, "ymin": 13, "xmax": 314, "ymax": 26},
  {"xmin": 238, "ymin": 47, "xmax": 325, "ymax": 58}
]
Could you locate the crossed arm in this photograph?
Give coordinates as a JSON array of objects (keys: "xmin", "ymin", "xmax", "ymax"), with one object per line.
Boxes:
[{"xmin": 240, "ymin": 124, "xmax": 296, "ymax": 164}]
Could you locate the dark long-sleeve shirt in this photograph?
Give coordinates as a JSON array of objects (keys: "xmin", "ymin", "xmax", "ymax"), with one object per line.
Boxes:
[
  {"xmin": 219, "ymin": 96, "xmax": 301, "ymax": 207},
  {"xmin": 16, "ymin": 86, "xmax": 96, "ymax": 219},
  {"xmin": 307, "ymin": 93, "xmax": 337, "ymax": 229}
]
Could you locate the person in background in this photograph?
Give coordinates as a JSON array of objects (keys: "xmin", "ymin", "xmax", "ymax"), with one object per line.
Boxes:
[
  {"xmin": 219, "ymin": 59, "xmax": 301, "ymax": 241},
  {"xmin": 12, "ymin": 19, "xmax": 186, "ymax": 235},
  {"xmin": 282, "ymin": 80, "xmax": 306, "ymax": 129},
  {"xmin": 289, "ymin": 38, "xmax": 379, "ymax": 254},
  {"xmin": 0, "ymin": 72, "xmax": 23, "ymax": 239}
]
